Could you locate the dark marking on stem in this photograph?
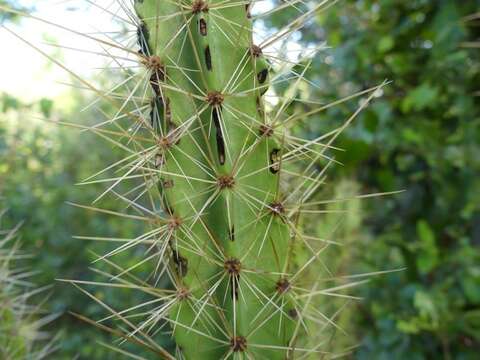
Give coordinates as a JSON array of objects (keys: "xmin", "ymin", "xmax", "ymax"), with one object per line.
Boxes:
[
  {"xmin": 256, "ymin": 96, "xmax": 265, "ymax": 118},
  {"xmin": 163, "ymin": 201, "xmax": 174, "ymax": 216},
  {"xmin": 172, "ymin": 251, "xmax": 188, "ymax": 277},
  {"xmin": 269, "ymin": 148, "xmax": 281, "ymax": 173},
  {"xmin": 163, "ymin": 179, "xmax": 174, "ymax": 189},
  {"xmin": 288, "ymin": 308, "xmax": 298, "ymax": 319},
  {"xmin": 150, "ymin": 74, "xmax": 161, "ymax": 97},
  {"xmin": 164, "ymin": 97, "xmax": 172, "ymax": 127},
  {"xmin": 154, "ymin": 152, "xmax": 165, "ymax": 168},
  {"xmin": 149, "ymin": 98, "xmax": 156, "ymax": 128},
  {"xmin": 212, "ymin": 107, "xmax": 225, "ymax": 165},
  {"xmin": 245, "ymin": 3, "xmax": 252, "ymax": 19},
  {"xmin": 205, "ymin": 46, "xmax": 212, "ymax": 70},
  {"xmin": 137, "ymin": 21, "xmax": 150, "ymax": 56},
  {"xmin": 276, "ymin": 278, "xmax": 291, "ymax": 294},
  {"xmin": 199, "ymin": 18, "xmax": 207, "ymax": 36},
  {"xmin": 150, "ymin": 98, "xmax": 165, "ymax": 133},
  {"xmin": 257, "ymin": 68, "xmax": 268, "ymax": 84},
  {"xmin": 229, "ymin": 226, "xmax": 235, "ymax": 241}
]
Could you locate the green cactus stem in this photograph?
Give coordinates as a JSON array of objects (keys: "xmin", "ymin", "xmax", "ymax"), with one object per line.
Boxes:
[{"xmin": 134, "ymin": 1, "xmax": 295, "ymax": 358}]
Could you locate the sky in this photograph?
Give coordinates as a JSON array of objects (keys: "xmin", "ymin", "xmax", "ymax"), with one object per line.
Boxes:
[{"xmin": 0, "ymin": 0, "xmax": 136, "ymax": 101}]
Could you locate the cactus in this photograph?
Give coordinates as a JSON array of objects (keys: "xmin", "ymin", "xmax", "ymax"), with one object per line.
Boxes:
[
  {"xmin": 130, "ymin": 2, "xmax": 276, "ymax": 359},
  {"xmin": 0, "ymin": 211, "xmax": 57, "ymax": 359},
  {"xmin": 133, "ymin": 1, "xmax": 296, "ymax": 359},
  {"xmin": 124, "ymin": 1, "xmax": 387, "ymax": 358},
  {"xmin": 0, "ymin": 1, "xmax": 388, "ymax": 359}
]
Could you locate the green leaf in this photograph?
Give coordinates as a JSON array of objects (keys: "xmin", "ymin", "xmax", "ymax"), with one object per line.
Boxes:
[
  {"xmin": 39, "ymin": 98, "xmax": 54, "ymax": 118},
  {"xmin": 402, "ymin": 84, "xmax": 439, "ymax": 112},
  {"xmin": 377, "ymin": 36, "xmax": 394, "ymax": 53},
  {"xmin": 416, "ymin": 220, "xmax": 438, "ymax": 274}
]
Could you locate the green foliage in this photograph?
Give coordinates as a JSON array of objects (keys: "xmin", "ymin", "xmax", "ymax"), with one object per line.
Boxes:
[
  {"xmin": 0, "ymin": 90, "xmax": 161, "ymax": 359},
  {"xmin": 276, "ymin": 0, "xmax": 480, "ymax": 358}
]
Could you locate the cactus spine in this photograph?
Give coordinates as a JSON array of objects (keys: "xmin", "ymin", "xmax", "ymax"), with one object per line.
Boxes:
[
  {"xmin": 0, "ymin": 213, "xmax": 56, "ymax": 359},
  {"xmin": 134, "ymin": 1, "xmax": 295, "ymax": 358}
]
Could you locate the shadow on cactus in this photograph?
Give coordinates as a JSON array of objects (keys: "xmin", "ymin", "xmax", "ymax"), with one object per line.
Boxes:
[
  {"xmin": 0, "ymin": 209, "xmax": 58, "ymax": 359},
  {"xmin": 0, "ymin": 1, "xmax": 400, "ymax": 359}
]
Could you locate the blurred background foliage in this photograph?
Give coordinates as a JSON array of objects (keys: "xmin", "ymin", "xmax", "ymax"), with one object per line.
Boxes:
[
  {"xmin": 272, "ymin": 0, "xmax": 480, "ymax": 358},
  {"xmin": 0, "ymin": 87, "xmax": 157, "ymax": 358},
  {"xmin": 0, "ymin": 0, "xmax": 479, "ymax": 359}
]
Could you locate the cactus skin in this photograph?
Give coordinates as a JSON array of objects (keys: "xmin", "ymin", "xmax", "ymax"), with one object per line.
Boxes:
[{"xmin": 135, "ymin": 1, "xmax": 296, "ymax": 358}]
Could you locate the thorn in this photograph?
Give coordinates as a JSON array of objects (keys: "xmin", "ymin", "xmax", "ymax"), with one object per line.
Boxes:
[
  {"xmin": 192, "ymin": 0, "xmax": 209, "ymax": 14},
  {"xmin": 230, "ymin": 336, "xmax": 247, "ymax": 352},
  {"xmin": 143, "ymin": 55, "xmax": 163, "ymax": 72},
  {"xmin": 176, "ymin": 287, "xmax": 190, "ymax": 301},
  {"xmin": 162, "ymin": 179, "xmax": 174, "ymax": 189},
  {"xmin": 217, "ymin": 174, "xmax": 235, "ymax": 190},
  {"xmin": 276, "ymin": 278, "xmax": 291, "ymax": 295},
  {"xmin": 251, "ymin": 44, "xmax": 263, "ymax": 57},
  {"xmin": 223, "ymin": 258, "xmax": 241, "ymax": 275},
  {"xmin": 259, "ymin": 124, "xmax": 274, "ymax": 137},
  {"xmin": 168, "ymin": 216, "xmax": 182, "ymax": 230},
  {"xmin": 245, "ymin": 3, "xmax": 252, "ymax": 19},
  {"xmin": 206, "ymin": 91, "xmax": 224, "ymax": 106},
  {"xmin": 269, "ymin": 201, "xmax": 285, "ymax": 216}
]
